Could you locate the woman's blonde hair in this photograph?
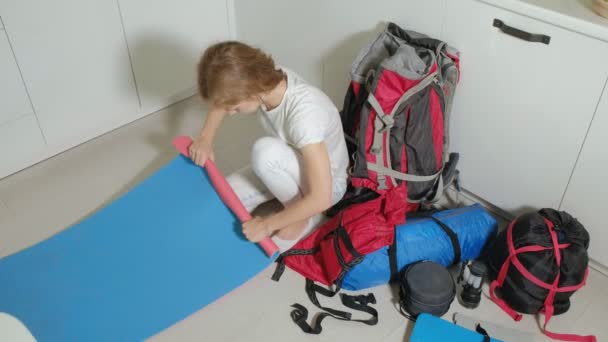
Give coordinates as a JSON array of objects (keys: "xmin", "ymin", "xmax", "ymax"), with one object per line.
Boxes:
[{"xmin": 197, "ymin": 41, "xmax": 285, "ymax": 108}]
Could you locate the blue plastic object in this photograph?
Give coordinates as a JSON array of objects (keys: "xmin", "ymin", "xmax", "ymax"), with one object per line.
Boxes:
[
  {"xmin": 342, "ymin": 204, "xmax": 497, "ymax": 290},
  {"xmin": 0, "ymin": 156, "xmax": 274, "ymax": 342},
  {"xmin": 411, "ymin": 314, "xmax": 503, "ymax": 342}
]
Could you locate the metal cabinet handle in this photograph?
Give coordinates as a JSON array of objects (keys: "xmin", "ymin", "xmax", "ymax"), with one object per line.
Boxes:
[{"xmin": 493, "ymin": 19, "xmax": 551, "ymax": 45}]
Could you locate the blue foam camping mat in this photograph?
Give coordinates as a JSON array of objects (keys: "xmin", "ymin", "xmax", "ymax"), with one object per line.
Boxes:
[
  {"xmin": 411, "ymin": 314, "xmax": 503, "ymax": 342},
  {"xmin": 0, "ymin": 156, "xmax": 275, "ymax": 342}
]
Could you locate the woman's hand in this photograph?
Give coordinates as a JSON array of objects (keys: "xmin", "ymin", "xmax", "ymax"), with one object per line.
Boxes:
[
  {"xmin": 188, "ymin": 136, "xmax": 215, "ymax": 167},
  {"xmin": 242, "ymin": 217, "xmax": 272, "ymax": 242},
  {"xmin": 190, "ymin": 107, "xmax": 227, "ymax": 167}
]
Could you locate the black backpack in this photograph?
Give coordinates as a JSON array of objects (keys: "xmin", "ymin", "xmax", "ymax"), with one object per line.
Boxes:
[{"xmin": 487, "ymin": 208, "xmax": 595, "ymax": 342}]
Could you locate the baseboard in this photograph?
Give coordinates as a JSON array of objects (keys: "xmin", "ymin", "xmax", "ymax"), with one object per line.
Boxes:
[
  {"xmin": 0, "ymin": 87, "xmax": 197, "ymax": 180},
  {"xmin": 139, "ymin": 87, "xmax": 197, "ymax": 117},
  {"xmin": 589, "ymin": 258, "xmax": 608, "ymax": 277},
  {"xmin": 442, "ymin": 185, "xmax": 514, "ymax": 223},
  {"xmin": 443, "ymin": 186, "xmax": 608, "ymax": 276}
]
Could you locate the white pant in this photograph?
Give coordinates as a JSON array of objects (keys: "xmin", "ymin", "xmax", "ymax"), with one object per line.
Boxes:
[{"xmin": 227, "ymin": 137, "xmax": 346, "ymax": 251}]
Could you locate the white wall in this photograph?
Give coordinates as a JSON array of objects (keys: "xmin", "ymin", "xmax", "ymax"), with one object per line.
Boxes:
[
  {"xmin": 0, "ymin": 0, "xmax": 233, "ymax": 179},
  {"xmin": 234, "ymin": 0, "xmax": 445, "ymax": 107},
  {"xmin": 118, "ymin": 0, "xmax": 232, "ymax": 112}
]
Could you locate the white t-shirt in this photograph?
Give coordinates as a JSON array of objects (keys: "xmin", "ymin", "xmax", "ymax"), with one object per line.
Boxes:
[{"xmin": 258, "ymin": 67, "xmax": 349, "ymax": 188}]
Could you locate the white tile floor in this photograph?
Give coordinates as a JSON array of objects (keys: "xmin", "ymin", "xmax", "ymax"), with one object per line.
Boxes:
[{"xmin": 0, "ymin": 96, "xmax": 606, "ymax": 342}]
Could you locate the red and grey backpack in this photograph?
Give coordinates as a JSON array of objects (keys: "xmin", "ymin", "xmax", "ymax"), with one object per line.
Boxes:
[
  {"xmin": 488, "ymin": 209, "xmax": 596, "ymax": 342},
  {"xmin": 331, "ymin": 22, "xmax": 461, "ymax": 214},
  {"xmin": 272, "ymin": 22, "xmax": 461, "ymax": 333}
]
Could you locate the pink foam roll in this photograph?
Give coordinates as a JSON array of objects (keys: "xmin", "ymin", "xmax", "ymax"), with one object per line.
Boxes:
[{"xmin": 173, "ymin": 135, "xmax": 279, "ymax": 258}]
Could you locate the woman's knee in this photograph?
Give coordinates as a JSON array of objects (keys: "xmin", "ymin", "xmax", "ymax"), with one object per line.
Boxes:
[
  {"xmin": 274, "ymin": 220, "xmax": 307, "ymax": 240},
  {"xmin": 251, "ymin": 137, "xmax": 289, "ymax": 174}
]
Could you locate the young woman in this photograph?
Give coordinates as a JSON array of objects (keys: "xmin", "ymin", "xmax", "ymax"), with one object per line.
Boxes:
[{"xmin": 190, "ymin": 41, "xmax": 348, "ymax": 251}]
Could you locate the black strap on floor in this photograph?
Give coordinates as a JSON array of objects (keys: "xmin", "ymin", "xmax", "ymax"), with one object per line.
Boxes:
[
  {"xmin": 430, "ymin": 216, "xmax": 461, "ymax": 264},
  {"xmin": 305, "ymin": 280, "xmax": 349, "ymax": 318},
  {"xmin": 475, "ymin": 323, "xmax": 491, "ymax": 342},
  {"xmin": 290, "ymin": 227, "xmax": 376, "ymax": 335},
  {"xmin": 290, "ymin": 279, "xmax": 378, "ymax": 334}
]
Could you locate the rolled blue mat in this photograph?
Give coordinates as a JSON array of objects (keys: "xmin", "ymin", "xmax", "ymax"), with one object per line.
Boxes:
[
  {"xmin": 411, "ymin": 314, "xmax": 503, "ymax": 342},
  {"xmin": 342, "ymin": 203, "xmax": 497, "ymax": 290}
]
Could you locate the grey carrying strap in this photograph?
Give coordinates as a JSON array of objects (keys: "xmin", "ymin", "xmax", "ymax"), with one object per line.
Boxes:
[
  {"xmin": 408, "ymin": 152, "xmax": 460, "ymax": 205},
  {"xmin": 367, "ymin": 162, "xmax": 442, "ymax": 183},
  {"xmin": 415, "ymin": 153, "xmax": 461, "ymax": 205},
  {"xmin": 427, "ymin": 173, "xmax": 444, "ymax": 204},
  {"xmin": 367, "ymin": 161, "xmax": 445, "ymax": 205},
  {"xmin": 408, "ymin": 174, "xmax": 444, "ymax": 205},
  {"xmin": 367, "ymin": 94, "xmax": 393, "ymax": 129},
  {"xmin": 365, "ymin": 71, "xmax": 391, "ymax": 190}
]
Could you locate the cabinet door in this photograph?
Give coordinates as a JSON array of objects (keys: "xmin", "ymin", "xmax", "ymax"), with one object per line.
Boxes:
[
  {"xmin": 0, "ymin": 115, "xmax": 46, "ymax": 178},
  {"xmin": 561, "ymin": 80, "xmax": 608, "ymax": 267},
  {"xmin": 0, "ymin": 32, "xmax": 32, "ymax": 125},
  {"xmin": 443, "ymin": 0, "xmax": 608, "ymax": 213},
  {"xmin": 118, "ymin": 0, "xmax": 231, "ymax": 111},
  {"xmin": 0, "ymin": 1, "xmax": 140, "ymax": 146}
]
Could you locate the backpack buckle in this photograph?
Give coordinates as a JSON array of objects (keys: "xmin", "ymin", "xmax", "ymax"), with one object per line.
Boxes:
[
  {"xmin": 378, "ymin": 115, "xmax": 394, "ymax": 132},
  {"xmin": 377, "ymin": 175, "xmax": 387, "ymax": 190},
  {"xmin": 347, "ymin": 293, "xmax": 376, "ymax": 305}
]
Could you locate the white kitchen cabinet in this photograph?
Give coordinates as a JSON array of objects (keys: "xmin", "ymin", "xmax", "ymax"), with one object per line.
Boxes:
[
  {"xmin": 0, "ymin": 115, "xmax": 45, "ymax": 177},
  {"xmin": 235, "ymin": 0, "xmax": 444, "ymax": 106},
  {"xmin": 118, "ymin": 0, "xmax": 231, "ymax": 111},
  {"xmin": 442, "ymin": 0, "xmax": 608, "ymax": 214},
  {"xmin": 561, "ymin": 80, "xmax": 608, "ymax": 267},
  {"xmin": 0, "ymin": 0, "xmax": 140, "ymax": 146},
  {"xmin": 0, "ymin": 32, "xmax": 32, "ymax": 125}
]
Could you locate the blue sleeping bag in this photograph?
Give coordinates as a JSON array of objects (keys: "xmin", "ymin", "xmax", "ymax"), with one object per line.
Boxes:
[{"xmin": 342, "ymin": 204, "xmax": 497, "ymax": 290}]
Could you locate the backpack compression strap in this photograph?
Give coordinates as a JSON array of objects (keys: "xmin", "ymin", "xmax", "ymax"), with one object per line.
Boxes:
[
  {"xmin": 489, "ymin": 218, "xmax": 595, "ymax": 342},
  {"xmin": 271, "ymin": 246, "xmax": 319, "ymax": 282},
  {"xmin": 388, "ymin": 212, "xmax": 461, "ymax": 282}
]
